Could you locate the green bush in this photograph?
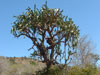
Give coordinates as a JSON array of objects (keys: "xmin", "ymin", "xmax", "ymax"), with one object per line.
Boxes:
[
  {"xmin": 81, "ymin": 64, "xmax": 97, "ymax": 75},
  {"xmin": 69, "ymin": 66, "xmax": 82, "ymax": 75},
  {"xmin": 36, "ymin": 65, "xmax": 64, "ymax": 75},
  {"xmin": 69, "ymin": 65, "xmax": 97, "ymax": 75},
  {"xmin": 9, "ymin": 58, "xmax": 16, "ymax": 64}
]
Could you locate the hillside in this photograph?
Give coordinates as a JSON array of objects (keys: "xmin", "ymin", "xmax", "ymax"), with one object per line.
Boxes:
[
  {"xmin": 0, "ymin": 56, "xmax": 46, "ymax": 75},
  {"xmin": 0, "ymin": 56, "xmax": 100, "ymax": 75}
]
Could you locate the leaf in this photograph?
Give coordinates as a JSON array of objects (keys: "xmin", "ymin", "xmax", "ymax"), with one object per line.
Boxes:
[{"xmin": 68, "ymin": 51, "xmax": 73, "ymax": 55}]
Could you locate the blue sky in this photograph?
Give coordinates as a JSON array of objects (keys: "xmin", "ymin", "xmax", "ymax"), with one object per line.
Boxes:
[{"xmin": 0, "ymin": 0, "xmax": 100, "ymax": 61}]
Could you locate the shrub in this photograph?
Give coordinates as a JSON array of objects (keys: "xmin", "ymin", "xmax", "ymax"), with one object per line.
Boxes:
[
  {"xmin": 69, "ymin": 65, "xmax": 97, "ymax": 75},
  {"xmin": 9, "ymin": 58, "xmax": 16, "ymax": 64},
  {"xmin": 36, "ymin": 65, "xmax": 64, "ymax": 75}
]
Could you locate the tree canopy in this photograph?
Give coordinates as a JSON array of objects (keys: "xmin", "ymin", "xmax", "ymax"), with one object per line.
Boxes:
[{"xmin": 11, "ymin": 3, "xmax": 79, "ymax": 68}]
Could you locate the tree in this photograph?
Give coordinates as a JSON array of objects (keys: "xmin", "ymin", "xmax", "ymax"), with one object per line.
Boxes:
[
  {"xmin": 11, "ymin": 2, "xmax": 79, "ymax": 68},
  {"xmin": 71, "ymin": 35, "xmax": 99, "ymax": 67}
]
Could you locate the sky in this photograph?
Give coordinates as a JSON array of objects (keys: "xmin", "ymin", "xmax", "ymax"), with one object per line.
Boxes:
[{"xmin": 0, "ymin": 0, "xmax": 100, "ymax": 62}]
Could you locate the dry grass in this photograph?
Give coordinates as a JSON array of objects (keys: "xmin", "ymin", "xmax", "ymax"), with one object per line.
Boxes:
[{"xmin": 0, "ymin": 56, "xmax": 46, "ymax": 75}]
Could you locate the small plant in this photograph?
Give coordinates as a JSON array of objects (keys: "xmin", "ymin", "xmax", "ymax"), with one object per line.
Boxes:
[
  {"xmin": 30, "ymin": 61, "xmax": 36, "ymax": 65},
  {"xmin": 9, "ymin": 58, "xmax": 16, "ymax": 64}
]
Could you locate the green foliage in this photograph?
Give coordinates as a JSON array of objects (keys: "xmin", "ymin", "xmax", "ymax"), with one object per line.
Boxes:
[
  {"xmin": 36, "ymin": 65, "xmax": 64, "ymax": 75},
  {"xmin": 69, "ymin": 66, "xmax": 82, "ymax": 75},
  {"xmin": 82, "ymin": 64, "xmax": 97, "ymax": 75},
  {"xmin": 11, "ymin": 4, "xmax": 79, "ymax": 46},
  {"xmin": 9, "ymin": 58, "xmax": 16, "ymax": 64},
  {"xmin": 36, "ymin": 64, "xmax": 98, "ymax": 75},
  {"xmin": 69, "ymin": 65, "xmax": 97, "ymax": 75}
]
